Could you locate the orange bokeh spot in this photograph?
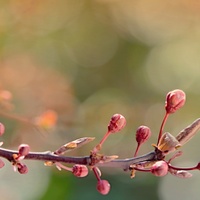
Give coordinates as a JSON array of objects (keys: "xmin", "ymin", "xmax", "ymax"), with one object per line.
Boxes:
[{"xmin": 35, "ymin": 110, "xmax": 57, "ymax": 129}]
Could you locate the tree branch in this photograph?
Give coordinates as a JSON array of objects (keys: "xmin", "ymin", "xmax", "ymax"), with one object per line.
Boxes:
[{"xmin": 0, "ymin": 146, "xmax": 157, "ymax": 171}]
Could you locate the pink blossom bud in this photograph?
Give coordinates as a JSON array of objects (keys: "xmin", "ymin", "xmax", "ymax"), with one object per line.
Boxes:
[
  {"xmin": 96, "ymin": 180, "xmax": 110, "ymax": 195},
  {"xmin": 151, "ymin": 161, "xmax": 168, "ymax": 177},
  {"xmin": 17, "ymin": 163, "xmax": 28, "ymax": 174},
  {"xmin": 18, "ymin": 144, "xmax": 30, "ymax": 157},
  {"xmin": 0, "ymin": 123, "xmax": 5, "ymax": 136},
  {"xmin": 108, "ymin": 114, "xmax": 126, "ymax": 133},
  {"xmin": 0, "ymin": 159, "xmax": 5, "ymax": 168},
  {"xmin": 165, "ymin": 89, "xmax": 186, "ymax": 114},
  {"xmin": 72, "ymin": 164, "xmax": 88, "ymax": 177},
  {"xmin": 136, "ymin": 125, "xmax": 151, "ymax": 144}
]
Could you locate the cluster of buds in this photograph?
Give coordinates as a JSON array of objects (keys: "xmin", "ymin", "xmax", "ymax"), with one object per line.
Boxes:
[
  {"xmin": 45, "ymin": 137, "xmax": 92, "ymax": 178},
  {"xmin": 90, "ymin": 113, "xmax": 126, "ymax": 194},
  {"xmin": 44, "ymin": 113, "xmax": 125, "ymax": 195},
  {"xmin": 12, "ymin": 144, "xmax": 30, "ymax": 174},
  {"xmin": 130, "ymin": 89, "xmax": 199, "ymax": 180},
  {"xmin": 0, "ymin": 88, "xmax": 200, "ymax": 196},
  {"xmin": 45, "ymin": 115, "xmax": 125, "ymax": 195},
  {"xmin": 133, "ymin": 151, "xmax": 200, "ymax": 179}
]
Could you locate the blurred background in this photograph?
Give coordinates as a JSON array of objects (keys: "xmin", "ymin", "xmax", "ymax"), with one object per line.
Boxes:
[{"xmin": 0, "ymin": 0, "xmax": 200, "ymax": 199}]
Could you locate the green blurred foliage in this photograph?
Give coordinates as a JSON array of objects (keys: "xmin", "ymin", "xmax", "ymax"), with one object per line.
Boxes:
[{"xmin": 41, "ymin": 171, "xmax": 159, "ymax": 200}]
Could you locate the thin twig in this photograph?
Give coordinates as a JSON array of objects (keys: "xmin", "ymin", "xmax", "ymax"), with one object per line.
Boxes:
[{"xmin": 0, "ymin": 147, "xmax": 156, "ymax": 171}]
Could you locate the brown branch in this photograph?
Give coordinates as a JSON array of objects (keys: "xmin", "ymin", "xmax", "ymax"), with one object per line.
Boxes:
[
  {"xmin": 0, "ymin": 147, "xmax": 157, "ymax": 171},
  {"xmin": 0, "ymin": 147, "xmax": 90, "ymax": 165}
]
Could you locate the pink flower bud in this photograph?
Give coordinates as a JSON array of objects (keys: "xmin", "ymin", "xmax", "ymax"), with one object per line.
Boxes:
[
  {"xmin": 136, "ymin": 125, "xmax": 151, "ymax": 144},
  {"xmin": 0, "ymin": 159, "xmax": 5, "ymax": 168},
  {"xmin": 108, "ymin": 114, "xmax": 126, "ymax": 133},
  {"xmin": 0, "ymin": 123, "xmax": 5, "ymax": 136},
  {"xmin": 96, "ymin": 180, "xmax": 110, "ymax": 195},
  {"xmin": 18, "ymin": 144, "xmax": 30, "ymax": 157},
  {"xmin": 17, "ymin": 163, "xmax": 28, "ymax": 174},
  {"xmin": 165, "ymin": 89, "xmax": 186, "ymax": 114},
  {"xmin": 72, "ymin": 164, "xmax": 88, "ymax": 177},
  {"xmin": 151, "ymin": 161, "xmax": 168, "ymax": 177}
]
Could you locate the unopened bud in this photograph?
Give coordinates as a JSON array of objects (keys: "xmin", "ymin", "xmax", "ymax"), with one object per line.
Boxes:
[
  {"xmin": 0, "ymin": 159, "xmax": 5, "ymax": 168},
  {"xmin": 136, "ymin": 125, "xmax": 151, "ymax": 145},
  {"xmin": 96, "ymin": 180, "xmax": 110, "ymax": 195},
  {"xmin": 17, "ymin": 163, "xmax": 28, "ymax": 174},
  {"xmin": 151, "ymin": 161, "xmax": 168, "ymax": 177},
  {"xmin": 108, "ymin": 114, "xmax": 126, "ymax": 133},
  {"xmin": 165, "ymin": 89, "xmax": 186, "ymax": 114},
  {"xmin": 0, "ymin": 123, "xmax": 5, "ymax": 136},
  {"xmin": 72, "ymin": 164, "xmax": 88, "ymax": 177},
  {"xmin": 169, "ymin": 168, "xmax": 192, "ymax": 178},
  {"xmin": 18, "ymin": 144, "xmax": 30, "ymax": 157}
]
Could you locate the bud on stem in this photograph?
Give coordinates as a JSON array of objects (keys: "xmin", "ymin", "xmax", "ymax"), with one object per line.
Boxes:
[
  {"xmin": 18, "ymin": 144, "xmax": 30, "ymax": 157},
  {"xmin": 165, "ymin": 89, "xmax": 186, "ymax": 114},
  {"xmin": 96, "ymin": 180, "xmax": 110, "ymax": 195},
  {"xmin": 134, "ymin": 126, "xmax": 151, "ymax": 157},
  {"xmin": 151, "ymin": 161, "xmax": 168, "ymax": 177},
  {"xmin": 108, "ymin": 114, "xmax": 126, "ymax": 133},
  {"xmin": 93, "ymin": 114, "xmax": 126, "ymax": 153}
]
